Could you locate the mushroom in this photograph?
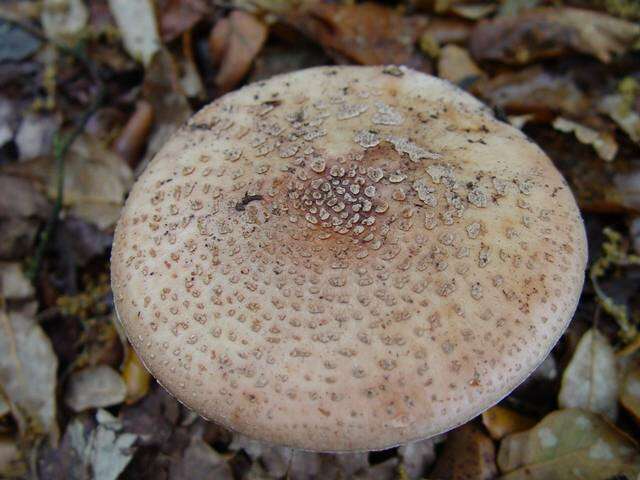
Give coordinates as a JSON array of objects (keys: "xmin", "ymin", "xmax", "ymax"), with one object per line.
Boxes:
[{"xmin": 111, "ymin": 66, "xmax": 587, "ymax": 452}]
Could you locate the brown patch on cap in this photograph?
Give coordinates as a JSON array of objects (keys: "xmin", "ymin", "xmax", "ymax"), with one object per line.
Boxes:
[{"xmin": 111, "ymin": 66, "xmax": 587, "ymax": 451}]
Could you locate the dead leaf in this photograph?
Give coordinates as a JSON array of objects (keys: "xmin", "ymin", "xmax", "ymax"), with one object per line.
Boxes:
[
  {"xmin": 65, "ymin": 365, "xmax": 127, "ymax": 412},
  {"xmin": 482, "ymin": 405, "xmax": 537, "ymax": 441},
  {"xmin": 450, "ymin": 3, "xmax": 496, "ymax": 19},
  {"xmin": 169, "ymin": 437, "xmax": 233, "ymax": 480},
  {"xmin": 0, "ymin": 262, "xmax": 35, "ymax": 301},
  {"xmin": 470, "ymin": 7, "xmax": 640, "ymax": 64},
  {"xmin": 15, "ymin": 112, "xmax": 59, "ymax": 160},
  {"xmin": 249, "ymin": 43, "xmax": 331, "ymax": 83},
  {"xmin": 157, "ymin": 0, "xmax": 209, "ymax": 42},
  {"xmin": 422, "ymin": 18, "xmax": 472, "ymax": 46},
  {"xmin": 620, "ymin": 361, "xmax": 640, "ymax": 421},
  {"xmin": 398, "ymin": 438, "xmax": 436, "ymax": 479},
  {"xmin": 552, "ymin": 117, "xmax": 618, "ymax": 162},
  {"xmin": 209, "ymin": 11, "xmax": 268, "ymax": 93},
  {"xmin": 41, "ymin": 0, "xmax": 89, "ymax": 43},
  {"xmin": 0, "ymin": 306, "xmax": 58, "ymax": 440},
  {"xmin": 0, "ymin": 170, "xmax": 68, "ymax": 258},
  {"xmin": 558, "ymin": 329, "xmax": 619, "ymax": 421},
  {"xmin": 476, "ymin": 66, "xmax": 589, "ymax": 118},
  {"xmin": 177, "ymin": 31, "xmax": 205, "ymax": 99},
  {"xmin": 613, "ymin": 171, "xmax": 640, "ymax": 211},
  {"xmin": 430, "ymin": 423, "xmax": 497, "ymax": 480},
  {"xmin": 0, "ymin": 435, "xmax": 25, "ymax": 478},
  {"xmin": 0, "ymin": 18, "xmax": 41, "ymax": 63},
  {"xmin": 354, "ymin": 457, "xmax": 398, "ymax": 480},
  {"xmin": 498, "ymin": 409, "xmax": 640, "ymax": 479},
  {"xmin": 285, "ymin": 3, "xmax": 429, "ymax": 69},
  {"xmin": 0, "ymin": 174, "xmax": 50, "ymax": 219},
  {"xmin": 113, "ymin": 100, "xmax": 154, "ymax": 168},
  {"xmin": 599, "ymin": 93, "xmax": 640, "ymax": 144},
  {"xmin": 108, "ymin": 0, "xmax": 161, "ymax": 66},
  {"xmin": 59, "ymin": 136, "xmax": 132, "ymax": 228},
  {"xmin": 68, "ymin": 409, "xmax": 138, "ymax": 480},
  {"xmin": 141, "ymin": 49, "xmax": 193, "ymax": 171},
  {"xmin": 122, "ymin": 346, "xmax": 151, "ymax": 404},
  {"xmin": 437, "ymin": 44, "xmax": 484, "ymax": 86}
]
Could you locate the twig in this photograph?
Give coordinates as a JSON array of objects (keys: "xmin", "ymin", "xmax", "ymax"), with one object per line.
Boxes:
[
  {"xmin": 3, "ymin": 15, "xmax": 108, "ymax": 281},
  {"xmin": 26, "ymin": 86, "xmax": 106, "ymax": 282}
]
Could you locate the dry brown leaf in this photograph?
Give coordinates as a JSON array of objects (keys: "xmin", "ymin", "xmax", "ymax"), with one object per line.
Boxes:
[
  {"xmin": 430, "ymin": 423, "xmax": 497, "ymax": 480},
  {"xmin": 141, "ymin": 49, "xmax": 193, "ymax": 171},
  {"xmin": 41, "ymin": 0, "xmax": 89, "ymax": 43},
  {"xmin": 157, "ymin": 0, "xmax": 209, "ymax": 42},
  {"xmin": 113, "ymin": 100, "xmax": 154, "ymax": 168},
  {"xmin": 60, "ymin": 135, "xmax": 132, "ymax": 229},
  {"xmin": 620, "ymin": 361, "xmax": 640, "ymax": 422},
  {"xmin": 552, "ymin": 117, "xmax": 618, "ymax": 162},
  {"xmin": 0, "ymin": 262, "xmax": 34, "ymax": 301},
  {"xmin": 558, "ymin": 329, "xmax": 619, "ymax": 421},
  {"xmin": 498, "ymin": 409, "xmax": 640, "ymax": 479},
  {"xmin": 122, "ymin": 347, "xmax": 151, "ymax": 404},
  {"xmin": 169, "ymin": 437, "xmax": 233, "ymax": 480},
  {"xmin": 437, "ymin": 44, "xmax": 485, "ymax": 85},
  {"xmin": 64, "ymin": 365, "xmax": 127, "ymax": 412},
  {"xmin": 470, "ymin": 7, "xmax": 640, "ymax": 64},
  {"xmin": 209, "ymin": 11, "xmax": 268, "ymax": 93},
  {"xmin": 422, "ymin": 18, "xmax": 472, "ymax": 46},
  {"xmin": 0, "ymin": 174, "xmax": 48, "ymax": 260},
  {"xmin": 285, "ymin": 3, "xmax": 429, "ymax": 69},
  {"xmin": 482, "ymin": 405, "xmax": 537, "ymax": 441},
  {"xmin": 0, "ymin": 435, "xmax": 25, "ymax": 478},
  {"xmin": 0, "ymin": 306, "xmax": 58, "ymax": 441},
  {"xmin": 108, "ymin": 0, "xmax": 161, "ymax": 66},
  {"xmin": 476, "ymin": 66, "xmax": 588, "ymax": 118}
]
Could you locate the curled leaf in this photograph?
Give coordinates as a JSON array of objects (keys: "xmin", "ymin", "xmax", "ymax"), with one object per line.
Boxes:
[
  {"xmin": 470, "ymin": 7, "xmax": 640, "ymax": 64},
  {"xmin": 209, "ymin": 11, "xmax": 268, "ymax": 93},
  {"xmin": 498, "ymin": 409, "xmax": 640, "ymax": 479}
]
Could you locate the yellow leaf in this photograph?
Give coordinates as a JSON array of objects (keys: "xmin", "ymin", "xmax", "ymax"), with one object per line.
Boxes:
[
  {"xmin": 482, "ymin": 405, "xmax": 536, "ymax": 441},
  {"xmin": 122, "ymin": 346, "xmax": 151, "ymax": 404}
]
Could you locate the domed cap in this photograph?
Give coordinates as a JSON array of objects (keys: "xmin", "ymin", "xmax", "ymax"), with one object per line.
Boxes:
[{"xmin": 111, "ymin": 66, "xmax": 587, "ymax": 451}]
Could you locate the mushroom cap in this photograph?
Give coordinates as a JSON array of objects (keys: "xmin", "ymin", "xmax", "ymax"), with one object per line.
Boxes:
[{"xmin": 111, "ymin": 66, "xmax": 587, "ymax": 452}]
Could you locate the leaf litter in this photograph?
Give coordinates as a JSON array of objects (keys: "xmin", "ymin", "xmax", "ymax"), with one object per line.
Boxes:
[{"xmin": 1, "ymin": 0, "xmax": 640, "ymax": 478}]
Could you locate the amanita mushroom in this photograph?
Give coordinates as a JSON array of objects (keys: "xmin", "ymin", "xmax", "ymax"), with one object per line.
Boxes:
[{"xmin": 111, "ymin": 66, "xmax": 587, "ymax": 451}]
